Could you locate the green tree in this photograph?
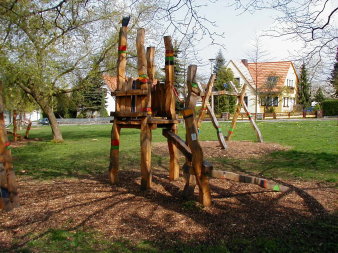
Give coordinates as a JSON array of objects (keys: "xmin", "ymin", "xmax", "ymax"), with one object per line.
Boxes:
[
  {"xmin": 329, "ymin": 48, "xmax": 338, "ymax": 98},
  {"xmin": 314, "ymin": 87, "xmax": 325, "ymax": 105},
  {"xmin": 213, "ymin": 50, "xmax": 226, "ymax": 74},
  {"xmin": 214, "ymin": 67, "xmax": 235, "ymax": 114},
  {"xmin": 298, "ymin": 64, "xmax": 312, "ymax": 110}
]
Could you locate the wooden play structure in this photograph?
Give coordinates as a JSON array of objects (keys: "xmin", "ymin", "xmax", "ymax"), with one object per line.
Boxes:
[
  {"xmin": 108, "ymin": 19, "xmax": 288, "ymax": 207},
  {"xmin": 0, "ymin": 82, "xmax": 19, "ymax": 211},
  {"xmin": 6, "ymin": 112, "xmax": 32, "ymax": 141},
  {"xmin": 108, "ymin": 18, "xmax": 212, "ymax": 206},
  {"xmin": 211, "ymin": 81, "xmax": 263, "ymax": 143}
]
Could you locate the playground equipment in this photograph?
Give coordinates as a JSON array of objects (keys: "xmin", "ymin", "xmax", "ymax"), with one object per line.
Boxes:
[
  {"xmin": 108, "ymin": 18, "xmax": 212, "ymax": 206},
  {"xmin": 211, "ymin": 82, "xmax": 263, "ymax": 143},
  {"xmin": 6, "ymin": 111, "xmax": 32, "ymax": 141},
  {"xmin": 0, "ymin": 82, "xmax": 19, "ymax": 211},
  {"xmin": 108, "ymin": 19, "xmax": 289, "ymax": 207}
]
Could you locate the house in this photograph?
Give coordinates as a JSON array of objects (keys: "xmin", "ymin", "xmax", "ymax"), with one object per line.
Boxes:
[
  {"xmin": 102, "ymin": 74, "xmax": 117, "ymax": 115},
  {"xmin": 4, "ymin": 110, "xmax": 42, "ymax": 126},
  {"xmin": 225, "ymin": 59, "xmax": 298, "ymax": 113}
]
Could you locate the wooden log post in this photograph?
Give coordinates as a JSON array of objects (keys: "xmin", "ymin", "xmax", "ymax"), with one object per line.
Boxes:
[
  {"xmin": 227, "ymin": 83, "xmax": 247, "ymax": 141},
  {"xmin": 109, "ymin": 119, "xmax": 121, "ymax": 184},
  {"xmin": 164, "ymin": 36, "xmax": 176, "ymax": 120},
  {"xmin": 229, "ymin": 81, "xmax": 263, "ymax": 143},
  {"xmin": 183, "ymin": 65, "xmax": 212, "ymax": 207},
  {"xmin": 136, "ymin": 28, "xmax": 152, "ymax": 189},
  {"xmin": 163, "ymin": 36, "xmax": 179, "ymax": 180},
  {"xmin": 0, "ymin": 82, "xmax": 19, "ymax": 210},
  {"xmin": 117, "ymin": 17, "xmax": 129, "ymax": 113}
]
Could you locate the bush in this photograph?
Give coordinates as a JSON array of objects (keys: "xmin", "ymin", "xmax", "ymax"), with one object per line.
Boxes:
[{"xmin": 322, "ymin": 99, "xmax": 338, "ymax": 116}]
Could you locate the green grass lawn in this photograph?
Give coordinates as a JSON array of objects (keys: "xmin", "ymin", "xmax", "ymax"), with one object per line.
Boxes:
[
  {"xmin": 7, "ymin": 119, "xmax": 338, "ymax": 253},
  {"xmin": 11, "ymin": 119, "xmax": 338, "ymax": 182}
]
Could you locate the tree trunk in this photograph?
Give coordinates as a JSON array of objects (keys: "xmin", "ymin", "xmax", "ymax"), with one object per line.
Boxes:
[{"xmin": 34, "ymin": 98, "xmax": 64, "ymax": 142}]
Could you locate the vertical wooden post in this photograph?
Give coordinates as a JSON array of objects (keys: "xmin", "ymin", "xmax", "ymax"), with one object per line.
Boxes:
[
  {"xmin": 109, "ymin": 119, "xmax": 121, "ymax": 184},
  {"xmin": 117, "ymin": 18, "xmax": 129, "ymax": 113},
  {"xmin": 164, "ymin": 36, "xmax": 176, "ymax": 119},
  {"xmin": 183, "ymin": 65, "xmax": 212, "ymax": 207},
  {"xmin": 136, "ymin": 28, "xmax": 148, "ymax": 113},
  {"xmin": 168, "ymin": 123, "xmax": 179, "ymax": 180},
  {"xmin": 140, "ymin": 118, "xmax": 152, "ymax": 189},
  {"xmin": 0, "ymin": 82, "xmax": 19, "ymax": 210},
  {"xmin": 146, "ymin": 47, "xmax": 155, "ymax": 115},
  {"xmin": 227, "ymin": 83, "xmax": 247, "ymax": 141}
]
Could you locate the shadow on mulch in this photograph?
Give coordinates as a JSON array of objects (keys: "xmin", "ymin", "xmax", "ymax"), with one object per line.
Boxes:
[{"xmin": 0, "ymin": 169, "xmax": 337, "ymax": 251}]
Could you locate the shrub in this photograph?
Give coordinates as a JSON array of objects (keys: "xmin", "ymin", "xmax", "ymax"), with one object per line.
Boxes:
[{"xmin": 322, "ymin": 99, "xmax": 338, "ymax": 116}]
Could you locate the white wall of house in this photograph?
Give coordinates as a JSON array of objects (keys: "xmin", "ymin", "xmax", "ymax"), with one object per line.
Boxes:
[
  {"xmin": 226, "ymin": 60, "xmax": 260, "ymax": 114},
  {"xmin": 104, "ymin": 85, "xmax": 116, "ymax": 115},
  {"xmin": 281, "ymin": 65, "xmax": 298, "ymax": 112}
]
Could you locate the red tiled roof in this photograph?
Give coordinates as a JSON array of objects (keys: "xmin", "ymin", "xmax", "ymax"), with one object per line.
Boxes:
[{"xmin": 247, "ymin": 61, "xmax": 294, "ymax": 92}]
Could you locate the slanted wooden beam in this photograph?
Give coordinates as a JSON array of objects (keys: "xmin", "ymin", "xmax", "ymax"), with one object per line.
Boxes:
[
  {"xmin": 109, "ymin": 119, "xmax": 121, "ymax": 184},
  {"xmin": 211, "ymin": 170, "xmax": 289, "ymax": 192},
  {"xmin": 228, "ymin": 81, "xmax": 263, "ymax": 143}
]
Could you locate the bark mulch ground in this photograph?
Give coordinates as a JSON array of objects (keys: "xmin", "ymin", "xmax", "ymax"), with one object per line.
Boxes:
[{"xmin": 0, "ymin": 141, "xmax": 337, "ymax": 250}]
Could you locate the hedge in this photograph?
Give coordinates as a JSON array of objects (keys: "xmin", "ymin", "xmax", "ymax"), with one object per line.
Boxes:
[{"xmin": 322, "ymin": 99, "xmax": 338, "ymax": 116}]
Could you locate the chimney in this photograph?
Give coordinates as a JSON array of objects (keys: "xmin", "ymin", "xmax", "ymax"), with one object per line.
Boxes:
[{"xmin": 241, "ymin": 59, "xmax": 248, "ymax": 67}]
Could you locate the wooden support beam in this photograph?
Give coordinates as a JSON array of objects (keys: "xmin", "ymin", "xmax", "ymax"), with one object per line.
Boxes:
[
  {"xmin": 112, "ymin": 89, "xmax": 148, "ymax": 96},
  {"xmin": 196, "ymin": 74, "xmax": 216, "ymax": 129},
  {"xmin": 227, "ymin": 83, "xmax": 247, "ymax": 141},
  {"xmin": 109, "ymin": 119, "xmax": 121, "ymax": 184},
  {"xmin": 211, "ymin": 170, "xmax": 289, "ymax": 192},
  {"xmin": 136, "ymin": 28, "xmax": 148, "ymax": 113},
  {"xmin": 228, "ymin": 81, "xmax": 263, "ymax": 143},
  {"xmin": 140, "ymin": 118, "xmax": 152, "ymax": 189},
  {"xmin": 206, "ymin": 104, "xmax": 227, "ymax": 149},
  {"xmin": 167, "ymin": 124, "xmax": 180, "ymax": 180},
  {"xmin": 164, "ymin": 36, "xmax": 176, "ymax": 119},
  {"xmin": 163, "ymin": 129, "xmax": 192, "ymax": 161},
  {"xmin": 212, "ymin": 90, "xmax": 238, "ymax": 96},
  {"xmin": 146, "ymin": 46, "xmax": 155, "ymax": 117},
  {"xmin": 117, "ymin": 20, "xmax": 129, "ymax": 112}
]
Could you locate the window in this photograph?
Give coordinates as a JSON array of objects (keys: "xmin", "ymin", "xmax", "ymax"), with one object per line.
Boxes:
[
  {"xmin": 267, "ymin": 76, "xmax": 279, "ymax": 84},
  {"xmin": 287, "ymin": 79, "xmax": 294, "ymax": 87},
  {"xmin": 283, "ymin": 97, "xmax": 289, "ymax": 107},
  {"xmin": 244, "ymin": 96, "xmax": 248, "ymax": 106},
  {"xmin": 261, "ymin": 96, "xmax": 279, "ymax": 106},
  {"xmin": 234, "ymin": 77, "xmax": 240, "ymax": 84}
]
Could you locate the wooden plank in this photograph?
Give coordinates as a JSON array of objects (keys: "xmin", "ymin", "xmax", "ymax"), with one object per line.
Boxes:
[
  {"xmin": 0, "ymin": 82, "xmax": 19, "ymax": 210},
  {"xmin": 229, "ymin": 81, "xmax": 263, "ymax": 143},
  {"xmin": 227, "ymin": 83, "xmax": 247, "ymax": 141},
  {"xmin": 109, "ymin": 119, "xmax": 121, "ymax": 184},
  {"xmin": 113, "ymin": 111, "xmax": 148, "ymax": 118},
  {"xmin": 112, "ymin": 89, "xmax": 148, "ymax": 96},
  {"xmin": 124, "ymin": 78, "xmax": 133, "ymax": 113},
  {"xmin": 164, "ymin": 36, "xmax": 176, "ymax": 119},
  {"xmin": 140, "ymin": 118, "xmax": 152, "ymax": 189},
  {"xmin": 212, "ymin": 90, "xmax": 238, "ymax": 96},
  {"xmin": 211, "ymin": 170, "xmax": 289, "ymax": 192},
  {"xmin": 196, "ymin": 74, "xmax": 216, "ymax": 129},
  {"xmin": 148, "ymin": 118, "xmax": 179, "ymax": 124},
  {"xmin": 163, "ymin": 129, "xmax": 192, "ymax": 161}
]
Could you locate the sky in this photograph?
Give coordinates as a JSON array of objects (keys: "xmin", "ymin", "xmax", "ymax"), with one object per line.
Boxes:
[{"xmin": 191, "ymin": 2, "xmax": 303, "ymax": 75}]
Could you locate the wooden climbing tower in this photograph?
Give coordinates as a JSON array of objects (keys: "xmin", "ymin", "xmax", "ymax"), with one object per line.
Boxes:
[
  {"xmin": 108, "ymin": 19, "xmax": 212, "ymax": 206},
  {"xmin": 0, "ymin": 82, "xmax": 19, "ymax": 211}
]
